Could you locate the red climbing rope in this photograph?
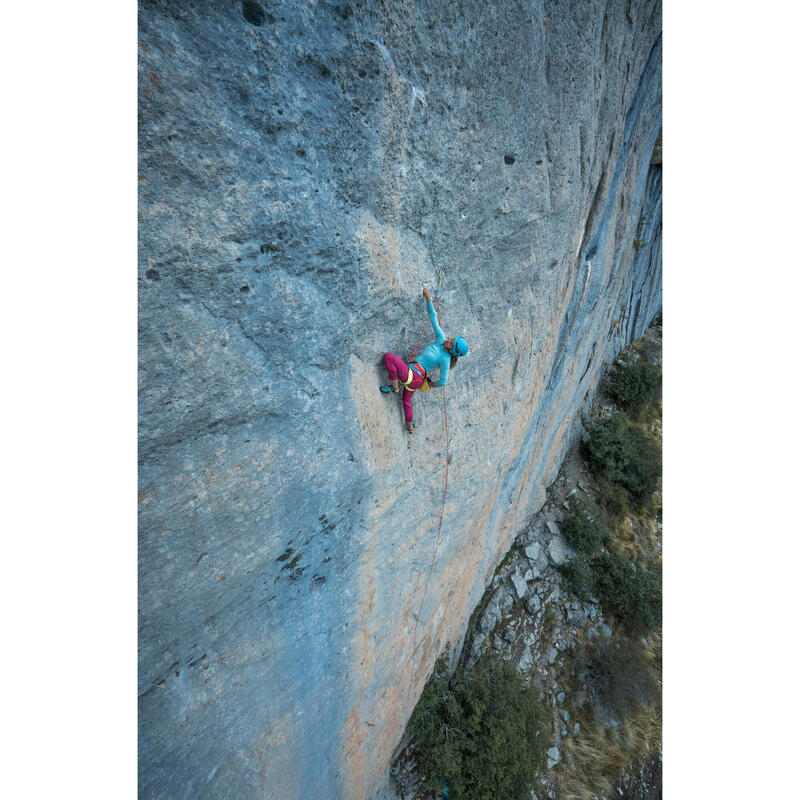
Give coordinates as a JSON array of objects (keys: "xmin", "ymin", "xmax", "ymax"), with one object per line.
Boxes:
[{"xmin": 400, "ymin": 293, "xmax": 451, "ymax": 778}]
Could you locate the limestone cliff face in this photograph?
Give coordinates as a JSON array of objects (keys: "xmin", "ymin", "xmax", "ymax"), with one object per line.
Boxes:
[{"xmin": 138, "ymin": 1, "xmax": 662, "ymax": 798}]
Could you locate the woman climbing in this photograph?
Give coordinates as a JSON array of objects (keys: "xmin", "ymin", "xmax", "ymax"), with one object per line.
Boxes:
[{"xmin": 380, "ymin": 284, "xmax": 469, "ymax": 433}]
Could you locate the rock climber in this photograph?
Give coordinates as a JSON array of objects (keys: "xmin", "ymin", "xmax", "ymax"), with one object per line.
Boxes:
[{"xmin": 380, "ymin": 284, "xmax": 469, "ymax": 433}]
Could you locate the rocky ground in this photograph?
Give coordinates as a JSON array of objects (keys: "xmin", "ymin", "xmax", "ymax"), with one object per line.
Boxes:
[{"xmin": 390, "ymin": 319, "xmax": 662, "ymax": 800}]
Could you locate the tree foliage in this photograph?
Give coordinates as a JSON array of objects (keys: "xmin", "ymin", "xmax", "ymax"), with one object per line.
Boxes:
[
  {"xmin": 562, "ymin": 496, "xmax": 612, "ymax": 555},
  {"xmin": 607, "ymin": 359, "xmax": 660, "ymax": 417},
  {"xmin": 408, "ymin": 653, "xmax": 547, "ymax": 800},
  {"xmin": 590, "ymin": 552, "xmax": 661, "ymax": 632},
  {"xmin": 560, "ymin": 552, "xmax": 661, "ymax": 633},
  {"xmin": 582, "ymin": 412, "xmax": 661, "ymax": 505}
]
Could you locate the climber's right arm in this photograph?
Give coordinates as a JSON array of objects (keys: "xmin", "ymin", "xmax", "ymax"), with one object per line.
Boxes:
[{"xmin": 422, "ymin": 284, "xmax": 445, "ymax": 342}]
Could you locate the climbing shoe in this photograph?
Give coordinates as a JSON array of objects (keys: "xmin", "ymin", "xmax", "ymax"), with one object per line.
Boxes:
[{"xmin": 380, "ymin": 384, "xmax": 399, "ymax": 394}]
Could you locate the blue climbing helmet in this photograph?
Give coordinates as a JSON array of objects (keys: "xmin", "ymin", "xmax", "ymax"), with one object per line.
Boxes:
[{"xmin": 453, "ymin": 336, "xmax": 469, "ymax": 357}]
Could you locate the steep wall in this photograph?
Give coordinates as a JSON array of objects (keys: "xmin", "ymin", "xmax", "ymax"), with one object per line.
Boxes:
[{"xmin": 137, "ymin": 1, "xmax": 662, "ymax": 798}]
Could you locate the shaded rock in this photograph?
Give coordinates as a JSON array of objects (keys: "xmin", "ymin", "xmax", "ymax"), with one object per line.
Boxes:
[
  {"xmin": 545, "ymin": 519, "xmax": 562, "ymax": 537},
  {"xmin": 568, "ymin": 608, "xmax": 587, "ymax": 628},
  {"xmin": 525, "ymin": 595, "xmax": 541, "ymax": 615},
  {"xmin": 470, "ymin": 632, "xmax": 486, "ymax": 660},
  {"xmin": 478, "ymin": 591, "xmax": 503, "ymax": 634},
  {"xmin": 503, "ymin": 626, "xmax": 518, "ymax": 643},
  {"xmin": 498, "ymin": 584, "xmax": 516, "ymax": 612}
]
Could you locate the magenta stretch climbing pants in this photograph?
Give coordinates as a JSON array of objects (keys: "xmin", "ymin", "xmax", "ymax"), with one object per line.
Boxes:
[{"xmin": 383, "ymin": 352, "xmax": 426, "ymax": 423}]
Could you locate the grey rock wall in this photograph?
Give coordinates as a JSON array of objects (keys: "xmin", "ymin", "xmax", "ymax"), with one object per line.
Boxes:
[{"xmin": 138, "ymin": 1, "xmax": 662, "ymax": 797}]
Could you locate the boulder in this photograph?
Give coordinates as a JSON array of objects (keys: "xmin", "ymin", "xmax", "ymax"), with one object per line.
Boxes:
[
  {"xmin": 525, "ymin": 595, "xmax": 541, "ymax": 615},
  {"xmin": 548, "ymin": 536, "xmax": 571, "ymax": 565},
  {"xmin": 524, "ymin": 542, "xmax": 541, "ymax": 562},
  {"xmin": 470, "ymin": 632, "xmax": 486, "ymax": 661},
  {"xmin": 510, "ymin": 570, "xmax": 529, "ymax": 600},
  {"xmin": 478, "ymin": 591, "xmax": 503, "ymax": 634},
  {"xmin": 518, "ymin": 646, "xmax": 533, "ymax": 673},
  {"xmin": 536, "ymin": 548, "xmax": 550, "ymax": 571}
]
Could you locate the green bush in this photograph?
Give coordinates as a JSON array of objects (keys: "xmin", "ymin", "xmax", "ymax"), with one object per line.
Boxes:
[
  {"xmin": 591, "ymin": 553, "xmax": 661, "ymax": 632},
  {"xmin": 407, "ymin": 653, "xmax": 547, "ymax": 800},
  {"xmin": 594, "ymin": 475, "xmax": 630, "ymax": 520},
  {"xmin": 607, "ymin": 359, "xmax": 660, "ymax": 417},
  {"xmin": 558, "ymin": 556, "xmax": 596, "ymax": 602},
  {"xmin": 582, "ymin": 413, "xmax": 661, "ymax": 505},
  {"xmin": 560, "ymin": 552, "xmax": 661, "ymax": 633},
  {"xmin": 562, "ymin": 497, "xmax": 611, "ymax": 555}
]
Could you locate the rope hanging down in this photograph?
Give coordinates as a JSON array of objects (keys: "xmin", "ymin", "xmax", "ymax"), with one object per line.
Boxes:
[{"xmin": 399, "ymin": 289, "xmax": 451, "ymax": 773}]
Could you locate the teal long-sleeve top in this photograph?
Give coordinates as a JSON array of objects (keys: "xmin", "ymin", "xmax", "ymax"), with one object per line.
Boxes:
[{"xmin": 414, "ymin": 301, "xmax": 452, "ymax": 386}]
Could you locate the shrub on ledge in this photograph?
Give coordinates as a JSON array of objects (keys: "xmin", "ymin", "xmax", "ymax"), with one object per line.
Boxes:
[
  {"xmin": 406, "ymin": 652, "xmax": 547, "ymax": 800},
  {"xmin": 582, "ymin": 412, "xmax": 661, "ymax": 505},
  {"xmin": 607, "ymin": 359, "xmax": 660, "ymax": 417},
  {"xmin": 591, "ymin": 552, "xmax": 662, "ymax": 632},
  {"xmin": 562, "ymin": 496, "xmax": 612, "ymax": 555}
]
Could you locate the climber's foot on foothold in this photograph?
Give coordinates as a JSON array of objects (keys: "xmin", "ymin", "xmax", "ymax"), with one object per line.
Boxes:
[
  {"xmin": 380, "ymin": 385, "xmax": 393, "ymax": 393},
  {"xmin": 407, "ymin": 421, "xmax": 415, "ymax": 434}
]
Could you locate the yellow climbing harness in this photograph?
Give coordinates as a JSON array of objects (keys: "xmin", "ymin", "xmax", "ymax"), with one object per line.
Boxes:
[{"xmin": 402, "ymin": 362, "xmax": 427, "ymax": 390}]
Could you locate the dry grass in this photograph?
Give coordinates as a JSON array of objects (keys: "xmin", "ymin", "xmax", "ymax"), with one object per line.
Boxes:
[
  {"xmin": 554, "ymin": 630, "xmax": 661, "ymax": 800},
  {"xmin": 557, "ymin": 706, "xmax": 661, "ymax": 800},
  {"xmin": 610, "ymin": 514, "xmax": 660, "ymax": 562}
]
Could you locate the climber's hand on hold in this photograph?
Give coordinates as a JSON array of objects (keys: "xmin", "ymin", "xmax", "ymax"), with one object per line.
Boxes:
[{"xmin": 422, "ymin": 284, "xmax": 431, "ymax": 303}]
